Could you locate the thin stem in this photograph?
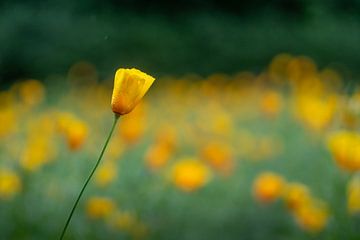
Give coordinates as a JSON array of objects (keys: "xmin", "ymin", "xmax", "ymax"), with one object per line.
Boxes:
[{"xmin": 59, "ymin": 114, "xmax": 119, "ymax": 240}]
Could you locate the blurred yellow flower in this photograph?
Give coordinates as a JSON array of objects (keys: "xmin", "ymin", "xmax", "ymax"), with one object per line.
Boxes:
[
  {"xmin": 347, "ymin": 175, "xmax": 360, "ymax": 214},
  {"xmin": 171, "ymin": 158, "xmax": 211, "ymax": 192},
  {"xmin": 56, "ymin": 112, "xmax": 88, "ymax": 151},
  {"xmin": 118, "ymin": 102, "xmax": 146, "ymax": 144},
  {"xmin": 111, "ymin": 68, "xmax": 155, "ymax": 115},
  {"xmin": 327, "ymin": 131, "xmax": 360, "ymax": 171},
  {"xmin": 268, "ymin": 53, "xmax": 293, "ymax": 83},
  {"xmin": 86, "ymin": 196, "xmax": 116, "ymax": 219},
  {"xmin": 145, "ymin": 143, "xmax": 173, "ymax": 170},
  {"xmin": 293, "ymin": 199, "xmax": 329, "ymax": 233},
  {"xmin": 66, "ymin": 120, "xmax": 88, "ymax": 151},
  {"xmin": 260, "ymin": 90, "xmax": 283, "ymax": 118},
  {"xmin": 252, "ymin": 172, "xmax": 285, "ymax": 203},
  {"xmin": 21, "ymin": 115, "xmax": 57, "ymax": 171},
  {"xmin": 0, "ymin": 169, "xmax": 22, "ymax": 200},
  {"xmin": 145, "ymin": 125, "xmax": 177, "ymax": 170},
  {"xmin": 282, "ymin": 182, "xmax": 312, "ymax": 211},
  {"xmin": 95, "ymin": 162, "xmax": 117, "ymax": 187},
  {"xmin": 18, "ymin": 79, "xmax": 45, "ymax": 107},
  {"xmin": 200, "ymin": 141, "xmax": 234, "ymax": 175},
  {"xmin": 211, "ymin": 111, "xmax": 233, "ymax": 136},
  {"xmin": 106, "ymin": 136, "xmax": 125, "ymax": 161},
  {"xmin": 294, "ymin": 94, "xmax": 337, "ymax": 131},
  {"xmin": 0, "ymin": 107, "xmax": 17, "ymax": 138},
  {"xmin": 155, "ymin": 125, "xmax": 177, "ymax": 150},
  {"xmin": 287, "ymin": 56, "xmax": 317, "ymax": 86}
]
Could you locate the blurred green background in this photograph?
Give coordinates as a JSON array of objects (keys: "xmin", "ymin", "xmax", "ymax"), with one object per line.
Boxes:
[
  {"xmin": 2, "ymin": 1, "xmax": 360, "ymax": 240},
  {"xmin": 1, "ymin": 0, "xmax": 360, "ymax": 83}
]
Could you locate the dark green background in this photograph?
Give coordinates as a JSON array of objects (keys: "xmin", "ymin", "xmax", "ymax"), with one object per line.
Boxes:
[{"xmin": 0, "ymin": 0, "xmax": 359, "ymax": 83}]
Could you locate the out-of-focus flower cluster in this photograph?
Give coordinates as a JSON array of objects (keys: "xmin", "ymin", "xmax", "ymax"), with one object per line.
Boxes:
[
  {"xmin": 252, "ymin": 172, "xmax": 329, "ymax": 233},
  {"xmin": 1, "ymin": 55, "xmax": 360, "ymax": 238}
]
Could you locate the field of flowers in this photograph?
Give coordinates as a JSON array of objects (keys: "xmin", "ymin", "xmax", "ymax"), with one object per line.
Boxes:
[{"xmin": 1, "ymin": 54, "xmax": 360, "ymax": 239}]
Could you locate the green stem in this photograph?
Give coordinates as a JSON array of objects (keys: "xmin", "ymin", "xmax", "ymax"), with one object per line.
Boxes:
[{"xmin": 59, "ymin": 114, "xmax": 119, "ymax": 240}]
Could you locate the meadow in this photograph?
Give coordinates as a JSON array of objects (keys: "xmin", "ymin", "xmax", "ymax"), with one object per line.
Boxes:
[{"xmin": 1, "ymin": 54, "xmax": 360, "ymax": 239}]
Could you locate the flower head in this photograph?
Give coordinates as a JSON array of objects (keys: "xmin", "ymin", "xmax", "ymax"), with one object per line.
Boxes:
[
  {"xmin": 293, "ymin": 199, "xmax": 329, "ymax": 233},
  {"xmin": 200, "ymin": 141, "xmax": 234, "ymax": 175},
  {"xmin": 171, "ymin": 158, "xmax": 211, "ymax": 192},
  {"xmin": 282, "ymin": 182, "xmax": 312, "ymax": 211},
  {"xmin": 327, "ymin": 130, "xmax": 360, "ymax": 171},
  {"xmin": 0, "ymin": 169, "xmax": 22, "ymax": 200},
  {"xmin": 111, "ymin": 68, "xmax": 155, "ymax": 115},
  {"xmin": 252, "ymin": 171, "xmax": 285, "ymax": 203},
  {"xmin": 86, "ymin": 196, "xmax": 116, "ymax": 219}
]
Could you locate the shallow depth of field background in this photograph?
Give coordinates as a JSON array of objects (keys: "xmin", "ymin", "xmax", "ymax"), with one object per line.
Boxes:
[{"xmin": 1, "ymin": 1, "xmax": 360, "ymax": 239}]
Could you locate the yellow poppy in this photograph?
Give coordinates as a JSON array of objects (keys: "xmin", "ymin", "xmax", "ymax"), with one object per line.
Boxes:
[
  {"xmin": 252, "ymin": 172, "xmax": 285, "ymax": 203},
  {"xmin": 111, "ymin": 68, "xmax": 155, "ymax": 115},
  {"xmin": 171, "ymin": 158, "xmax": 211, "ymax": 192}
]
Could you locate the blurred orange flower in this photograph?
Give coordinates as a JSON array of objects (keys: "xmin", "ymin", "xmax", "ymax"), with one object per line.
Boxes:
[
  {"xmin": 293, "ymin": 199, "xmax": 329, "ymax": 233},
  {"xmin": 56, "ymin": 112, "xmax": 88, "ymax": 151},
  {"xmin": 171, "ymin": 158, "xmax": 210, "ymax": 192},
  {"xmin": 118, "ymin": 102, "xmax": 146, "ymax": 144},
  {"xmin": 252, "ymin": 172, "xmax": 285, "ymax": 203},
  {"xmin": 260, "ymin": 90, "xmax": 283, "ymax": 118},
  {"xmin": 145, "ymin": 143, "xmax": 173, "ymax": 170},
  {"xmin": 200, "ymin": 141, "xmax": 234, "ymax": 175},
  {"xmin": 282, "ymin": 183, "xmax": 311, "ymax": 211}
]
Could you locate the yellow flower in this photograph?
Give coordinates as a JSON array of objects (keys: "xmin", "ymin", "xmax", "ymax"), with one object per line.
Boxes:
[
  {"xmin": 145, "ymin": 125, "xmax": 177, "ymax": 171},
  {"xmin": 118, "ymin": 102, "xmax": 146, "ymax": 144},
  {"xmin": 21, "ymin": 115, "xmax": 57, "ymax": 172},
  {"xmin": 260, "ymin": 90, "xmax": 283, "ymax": 118},
  {"xmin": 282, "ymin": 182, "xmax": 312, "ymax": 211},
  {"xmin": 145, "ymin": 142, "xmax": 173, "ymax": 170},
  {"xmin": 293, "ymin": 199, "xmax": 329, "ymax": 233},
  {"xmin": 0, "ymin": 169, "xmax": 22, "ymax": 200},
  {"xmin": 66, "ymin": 120, "xmax": 88, "ymax": 151},
  {"xmin": 95, "ymin": 162, "xmax": 117, "ymax": 187},
  {"xmin": 0, "ymin": 107, "xmax": 17, "ymax": 138},
  {"xmin": 347, "ymin": 175, "xmax": 360, "ymax": 214},
  {"xmin": 106, "ymin": 136, "xmax": 124, "ymax": 161},
  {"xmin": 56, "ymin": 112, "xmax": 88, "ymax": 151},
  {"xmin": 171, "ymin": 158, "xmax": 211, "ymax": 192},
  {"xmin": 252, "ymin": 172, "xmax": 285, "ymax": 203},
  {"xmin": 294, "ymin": 94, "xmax": 337, "ymax": 132},
  {"xmin": 86, "ymin": 196, "xmax": 116, "ymax": 219},
  {"xmin": 111, "ymin": 68, "xmax": 155, "ymax": 115},
  {"xmin": 154, "ymin": 125, "xmax": 177, "ymax": 150},
  {"xmin": 200, "ymin": 141, "xmax": 234, "ymax": 175},
  {"xmin": 327, "ymin": 131, "xmax": 360, "ymax": 171},
  {"xmin": 211, "ymin": 111, "xmax": 233, "ymax": 136},
  {"xmin": 18, "ymin": 79, "xmax": 45, "ymax": 107}
]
